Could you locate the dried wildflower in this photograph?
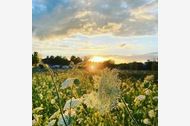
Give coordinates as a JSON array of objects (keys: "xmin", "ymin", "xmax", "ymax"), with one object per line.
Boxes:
[{"xmin": 97, "ymin": 68, "xmax": 121, "ymax": 113}]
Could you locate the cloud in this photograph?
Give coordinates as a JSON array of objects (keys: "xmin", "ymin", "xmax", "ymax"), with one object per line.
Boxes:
[{"xmin": 32, "ymin": 0, "xmax": 158, "ymax": 41}]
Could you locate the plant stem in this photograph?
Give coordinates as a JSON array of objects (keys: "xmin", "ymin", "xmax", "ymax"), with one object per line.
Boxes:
[
  {"xmin": 48, "ymin": 68, "xmax": 68, "ymax": 126},
  {"xmin": 121, "ymin": 97, "xmax": 139, "ymax": 126}
]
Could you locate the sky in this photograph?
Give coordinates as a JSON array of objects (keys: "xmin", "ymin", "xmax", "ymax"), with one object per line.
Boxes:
[{"xmin": 32, "ymin": 0, "xmax": 158, "ymax": 63}]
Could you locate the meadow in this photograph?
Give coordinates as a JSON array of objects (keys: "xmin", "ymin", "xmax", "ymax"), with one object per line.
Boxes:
[{"xmin": 32, "ymin": 66, "xmax": 158, "ymax": 126}]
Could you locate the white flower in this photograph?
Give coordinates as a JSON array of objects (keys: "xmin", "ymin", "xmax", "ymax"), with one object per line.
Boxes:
[
  {"xmin": 61, "ymin": 78, "xmax": 75, "ymax": 89},
  {"xmin": 77, "ymin": 118, "xmax": 83, "ymax": 124},
  {"xmin": 39, "ymin": 93, "xmax": 43, "ymax": 100},
  {"xmin": 148, "ymin": 110, "xmax": 156, "ymax": 118},
  {"xmin": 32, "ymin": 119, "xmax": 36, "ymax": 126},
  {"xmin": 61, "ymin": 78, "xmax": 79, "ymax": 89},
  {"xmin": 64, "ymin": 109, "xmax": 76, "ymax": 116},
  {"xmin": 63, "ymin": 98, "xmax": 81, "ymax": 110},
  {"xmin": 82, "ymin": 91, "xmax": 100, "ymax": 108},
  {"xmin": 143, "ymin": 118, "xmax": 151, "ymax": 125},
  {"xmin": 144, "ymin": 75, "xmax": 154, "ymax": 83},
  {"xmin": 134, "ymin": 95, "xmax": 146, "ymax": 106},
  {"xmin": 144, "ymin": 89, "xmax": 152, "ymax": 95},
  {"xmin": 57, "ymin": 115, "xmax": 70, "ymax": 126},
  {"xmin": 57, "ymin": 110, "xmax": 76, "ymax": 126},
  {"xmin": 48, "ymin": 119, "xmax": 56, "ymax": 126},
  {"xmin": 117, "ymin": 102, "xmax": 126, "ymax": 108},
  {"xmin": 51, "ymin": 99, "xmax": 56, "ymax": 104},
  {"xmin": 134, "ymin": 95, "xmax": 146, "ymax": 102}
]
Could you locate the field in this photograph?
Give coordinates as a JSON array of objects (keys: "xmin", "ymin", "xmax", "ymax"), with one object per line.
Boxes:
[{"xmin": 32, "ymin": 67, "xmax": 158, "ymax": 126}]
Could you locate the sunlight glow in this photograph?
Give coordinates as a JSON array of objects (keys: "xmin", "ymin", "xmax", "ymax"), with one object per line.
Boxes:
[{"xmin": 89, "ymin": 56, "xmax": 106, "ymax": 62}]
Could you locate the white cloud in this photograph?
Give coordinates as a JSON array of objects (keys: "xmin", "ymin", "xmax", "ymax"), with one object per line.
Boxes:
[{"xmin": 32, "ymin": 0, "xmax": 158, "ymax": 41}]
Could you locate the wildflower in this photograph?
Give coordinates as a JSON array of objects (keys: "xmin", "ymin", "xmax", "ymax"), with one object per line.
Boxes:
[
  {"xmin": 144, "ymin": 88, "xmax": 152, "ymax": 95},
  {"xmin": 82, "ymin": 91, "xmax": 100, "ymax": 109},
  {"xmin": 148, "ymin": 110, "xmax": 156, "ymax": 118},
  {"xmin": 51, "ymin": 99, "xmax": 56, "ymax": 104},
  {"xmin": 134, "ymin": 95, "xmax": 146, "ymax": 106},
  {"xmin": 48, "ymin": 119, "xmax": 56, "ymax": 126},
  {"xmin": 64, "ymin": 109, "xmax": 76, "ymax": 116},
  {"xmin": 143, "ymin": 118, "xmax": 151, "ymax": 125},
  {"xmin": 77, "ymin": 118, "xmax": 83, "ymax": 124},
  {"xmin": 134, "ymin": 95, "xmax": 146, "ymax": 102},
  {"xmin": 32, "ymin": 119, "xmax": 36, "ymax": 126},
  {"xmin": 39, "ymin": 93, "xmax": 43, "ymax": 100},
  {"xmin": 144, "ymin": 75, "xmax": 154, "ymax": 83},
  {"xmin": 63, "ymin": 98, "xmax": 81, "ymax": 110},
  {"xmin": 117, "ymin": 102, "xmax": 126, "ymax": 108},
  {"xmin": 61, "ymin": 78, "xmax": 80, "ymax": 89}
]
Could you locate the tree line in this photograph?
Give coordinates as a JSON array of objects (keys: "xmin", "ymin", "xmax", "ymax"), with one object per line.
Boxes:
[
  {"xmin": 32, "ymin": 52, "xmax": 158, "ymax": 71},
  {"xmin": 32, "ymin": 52, "xmax": 82, "ymax": 66}
]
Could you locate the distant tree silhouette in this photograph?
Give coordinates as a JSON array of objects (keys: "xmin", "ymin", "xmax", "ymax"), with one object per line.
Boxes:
[
  {"xmin": 102, "ymin": 60, "xmax": 115, "ymax": 68},
  {"xmin": 70, "ymin": 55, "xmax": 82, "ymax": 64},
  {"xmin": 42, "ymin": 55, "xmax": 70, "ymax": 66},
  {"xmin": 144, "ymin": 60, "xmax": 158, "ymax": 71},
  {"xmin": 32, "ymin": 52, "xmax": 40, "ymax": 66}
]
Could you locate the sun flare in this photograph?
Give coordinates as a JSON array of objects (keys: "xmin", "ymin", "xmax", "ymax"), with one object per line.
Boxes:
[{"xmin": 89, "ymin": 56, "xmax": 106, "ymax": 62}]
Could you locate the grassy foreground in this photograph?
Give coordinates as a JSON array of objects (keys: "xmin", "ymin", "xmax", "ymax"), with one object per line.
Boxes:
[{"xmin": 32, "ymin": 68, "xmax": 158, "ymax": 126}]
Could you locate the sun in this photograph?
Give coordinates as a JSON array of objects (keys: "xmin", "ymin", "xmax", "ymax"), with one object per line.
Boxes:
[{"xmin": 89, "ymin": 56, "xmax": 106, "ymax": 62}]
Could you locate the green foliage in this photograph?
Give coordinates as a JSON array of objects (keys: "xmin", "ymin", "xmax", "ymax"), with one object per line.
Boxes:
[{"xmin": 32, "ymin": 69, "xmax": 158, "ymax": 126}]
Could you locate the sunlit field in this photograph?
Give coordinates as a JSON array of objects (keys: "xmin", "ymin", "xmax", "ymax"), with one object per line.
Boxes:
[{"xmin": 32, "ymin": 65, "xmax": 158, "ymax": 126}]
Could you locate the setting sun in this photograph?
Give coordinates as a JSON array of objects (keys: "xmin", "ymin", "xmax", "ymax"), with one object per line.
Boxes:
[{"xmin": 89, "ymin": 56, "xmax": 106, "ymax": 63}]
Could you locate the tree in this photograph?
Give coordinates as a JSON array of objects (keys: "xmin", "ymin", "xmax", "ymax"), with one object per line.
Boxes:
[
  {"xmin": 70, "ymin": 55, "xmax": 82, "ymax": 64},
  {"xmin": 32, "ymin": 52, "xmax": 40, "ymax": 66}
]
